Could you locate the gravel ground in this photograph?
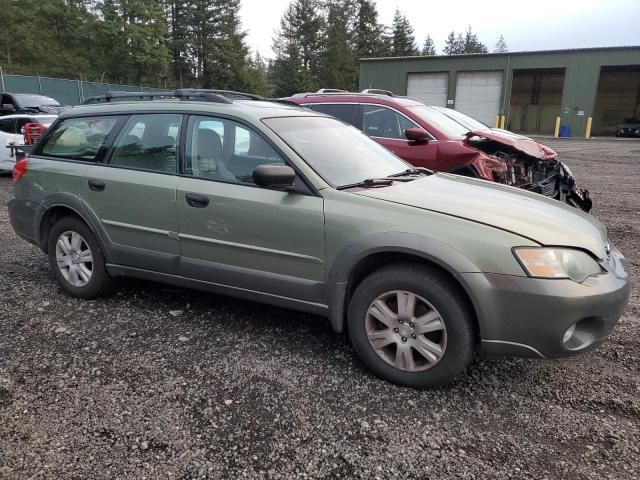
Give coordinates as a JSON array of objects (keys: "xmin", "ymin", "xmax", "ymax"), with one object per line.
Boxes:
[{"xmin": 1, "ymin": 139, "xmax": 638, "ymax": 479}]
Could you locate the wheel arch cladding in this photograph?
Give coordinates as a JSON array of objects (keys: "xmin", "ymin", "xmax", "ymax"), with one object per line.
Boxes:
[
  {"xmin": 326, "ymin": 232, "xmax": 482, "ymax": 337},
  {"xmin": 40, "ymin": 206, "xmax": 84, "ymax": 251},
  {"xmin": 39, "ymin": 195, "xmax": 110, "ymax": 260}
]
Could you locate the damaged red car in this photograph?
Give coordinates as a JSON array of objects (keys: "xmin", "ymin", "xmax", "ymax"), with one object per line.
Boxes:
[{"xmin": 285, "ymin": 91, "xmax": 591, "ymax": 212}]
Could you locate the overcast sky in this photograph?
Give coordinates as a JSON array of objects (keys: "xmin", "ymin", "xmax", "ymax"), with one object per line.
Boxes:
[{"xmin": 240, "ymin": 0, "xmax": 640, "ymax": 58}]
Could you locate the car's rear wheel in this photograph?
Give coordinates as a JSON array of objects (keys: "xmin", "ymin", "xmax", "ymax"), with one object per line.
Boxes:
[
  {"xmin": 47, "ymin": 216, "xmax": 114, "ymax": 299},
  {"xmin": 348, "ymin": 264, "xmax": 474, "ymax": 388}
]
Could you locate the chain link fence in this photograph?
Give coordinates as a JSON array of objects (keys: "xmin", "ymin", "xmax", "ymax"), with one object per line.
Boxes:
[{"xmin": 0, "ymin": 68, "xmax": 164, "ymax": 105}]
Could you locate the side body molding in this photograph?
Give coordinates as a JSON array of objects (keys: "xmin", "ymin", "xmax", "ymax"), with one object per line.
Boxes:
[{"xmin": 325, "ymin": 232, "xmax": 483, "ymax": 333}]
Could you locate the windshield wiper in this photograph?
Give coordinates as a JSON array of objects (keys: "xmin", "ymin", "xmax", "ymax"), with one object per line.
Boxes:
[
  {"xmin": 386, "ymin": 167, "xmax": 432, "ymax": 177},
  {"xmin": 337, "ymin": 178, "xmax": 394, "ymax": 190}
]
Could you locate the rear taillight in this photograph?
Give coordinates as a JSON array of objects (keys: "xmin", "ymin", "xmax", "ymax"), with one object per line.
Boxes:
[{"xmin": 12, "ymin": 156, "xmax": 29, "ymax": 185}]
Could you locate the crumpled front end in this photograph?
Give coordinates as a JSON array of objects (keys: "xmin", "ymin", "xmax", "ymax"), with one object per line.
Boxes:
[{"xmin": 465, "ymin": 136, "xmax": 592, "ymax": 212}]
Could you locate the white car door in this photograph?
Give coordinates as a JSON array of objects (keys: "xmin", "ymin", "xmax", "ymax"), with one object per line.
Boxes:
[{"xmin": 0, "ymin": 117, "xmax": 22, "ymax": 168}]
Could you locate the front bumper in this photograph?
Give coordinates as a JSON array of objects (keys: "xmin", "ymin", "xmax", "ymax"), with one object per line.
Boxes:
[
  {"xmin": 469, "ymin": 157, "xmax": 592, "ymax": 212},
  {"xmin": 519, "ymin": 161, "xmax": 592, "ymax": 212},
  {"xmin": 462, "ymin": 253, "xmax": 630, "ymax": 358}
]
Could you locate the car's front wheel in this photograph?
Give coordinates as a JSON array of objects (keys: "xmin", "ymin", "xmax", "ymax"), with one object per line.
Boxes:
[
  {"xmin": 348, "ymin": 264, "xmax": 474, "ymax": 388},
  {"xmin": 47, "ymin": 216, "xmax": 114, "ymax": 299}
]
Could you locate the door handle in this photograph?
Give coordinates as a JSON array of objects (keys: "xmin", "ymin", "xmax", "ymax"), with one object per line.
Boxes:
[
  {"xmin": 88, "ymin": 179, "xmax": 106, "ymax": 192},
  {"xmin": 185, "ymin": 192, "xmax": 210, "ymax": 208}
]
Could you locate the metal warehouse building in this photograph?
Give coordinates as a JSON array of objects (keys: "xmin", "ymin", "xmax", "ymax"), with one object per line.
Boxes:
[{"xmin": 359, "ymin": 46, "xmax": 640, "ymax": 137}]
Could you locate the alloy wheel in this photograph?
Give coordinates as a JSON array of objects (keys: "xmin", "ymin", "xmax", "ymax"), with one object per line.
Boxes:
[
  {"xmin": 55, "ymin": 231, "xmax": 93, "ymax": 287},
  {"xmin": 365, "ymin": 290, "xmax": 447, "ymax": 372}
]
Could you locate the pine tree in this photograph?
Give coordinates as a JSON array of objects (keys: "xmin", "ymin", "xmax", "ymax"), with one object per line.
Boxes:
[
  {"xmin": 443, "ymin": 27, "xmax": 488, "ymax": 55},
  {"xmin": 245, "ymin": 52, "xmax": 270, "ymax": 96},
  {"xmin": 421, "ymin": 35, "xmax": 436, "ymax": 56},
  {"xmin": 391, "ymin": 9, "xmax": 419, "ymax": 56},
  {"xmin": 443, "ymin": 31, "xmax": 464, "ymax": 55},
  {"xmin": 463, "ymin": 25, "xmax": 488, "ymax": 54},
  {"xmin": 380, "ymin": 25, "xmax": 394, "ymax": 57},
  {"xmin": 494, "ymin": 34, "xmax": 508, "ymax": 53},
  {"xmin": 318, "ymin": 0, "xmax": 357, "ymax": 90},
  {"xmin": 354, "ymin": 0, "xmax": 387, "ymax": 58},
  {"xmin": 1, "ymin": 0, "xmax": 102, "ymax": 79},
  {"xmin": 97, "ymin": 0, "xmax": 170, "ymax": 85},
  {"xmin": 164, "ymin": 0, "xmax": 192, "ymax": 87},
  {"xmin": 270, "ymin": 0, "xmax": 325, "ymax": 96}
]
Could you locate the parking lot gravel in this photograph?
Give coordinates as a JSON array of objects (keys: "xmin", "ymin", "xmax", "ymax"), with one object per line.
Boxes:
[{"xmin": 1, "ymin": 138, "xmax": 638, "ymax": 479}]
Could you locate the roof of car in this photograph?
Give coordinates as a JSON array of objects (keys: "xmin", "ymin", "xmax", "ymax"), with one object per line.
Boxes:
[
  {"xmin": 60, "ymin": 99, "xmax": 319, "ymax": 121},
  {"xmin": 286, "ymin": 92, "xmax": 424, "ymax": 107}
]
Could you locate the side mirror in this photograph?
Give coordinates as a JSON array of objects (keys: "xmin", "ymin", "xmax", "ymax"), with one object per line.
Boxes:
[
  {"xmin": 253, "ymin": 164, "xmax": 296, "ymax": 189},
  {"xmin": 1, "ymin": 103, "xmax": 16, "ymax": 113},
  {"xmin": 405, "ymin": 127, "xmax": 429, "ymax": 142}
]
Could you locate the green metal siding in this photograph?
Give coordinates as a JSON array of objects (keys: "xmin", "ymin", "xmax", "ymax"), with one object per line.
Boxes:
[{"xmin": 360, "ymin": 47, "xmax": 640, "ymax": 137}]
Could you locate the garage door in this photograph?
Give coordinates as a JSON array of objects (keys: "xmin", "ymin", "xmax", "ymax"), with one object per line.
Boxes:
[
  {"xmin": 407, "ymin": 73, "xmax": 448, "ymax": 107},
  {"xmin": 454, "ymin": 71, "xmax": 503, "ymax": 126}
]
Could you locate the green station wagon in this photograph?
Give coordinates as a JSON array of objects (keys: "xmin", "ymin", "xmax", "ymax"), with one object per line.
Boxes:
[{"xmin": 8, "ymin": 90, "xmax": 630, "ymax": 387}]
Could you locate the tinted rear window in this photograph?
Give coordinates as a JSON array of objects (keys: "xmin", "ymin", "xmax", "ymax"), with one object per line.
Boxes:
[
  {"xmin": 306, "ymin": 103, "xmax": 359, "ymax": 127},
  {"xmin": 40, "ymin": 117, "xmax": 118, "ymax": 161},
  {"xmin": 109, "ymin": 114, "xmax": 182, "ymax": 173}
]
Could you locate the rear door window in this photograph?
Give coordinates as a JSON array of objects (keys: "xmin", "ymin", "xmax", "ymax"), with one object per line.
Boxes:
[
  {"xmin": 108, "ymin": 114, "xmax": 182, "ymax": 174},
  {"xmin": 39, "ymin": 117, "xmax": 119, "ymax": 161},
  {"xmin": 361, "ymin": 105, "xmax": 418, "ymax": 140},
  {"xmin": 307, "ymin": 103, "xmax": 359, "ymax": 128}
]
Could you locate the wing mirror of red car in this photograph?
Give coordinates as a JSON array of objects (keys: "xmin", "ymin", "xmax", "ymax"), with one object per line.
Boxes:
[{"xmin": 405, "ymin": 127, "xmax": 429, "ymax": 143}]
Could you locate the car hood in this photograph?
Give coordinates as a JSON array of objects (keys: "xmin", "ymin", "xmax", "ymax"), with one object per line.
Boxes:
[
  {"xmin": 470, "ymin": 129, "xmax": 558, "ymax": 160},
  {"xmin": 355, "ymin": 173, "xmax": 608, "ymax": 258}
]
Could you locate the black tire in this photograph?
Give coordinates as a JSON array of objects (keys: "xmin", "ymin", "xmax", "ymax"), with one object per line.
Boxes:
[
  {"xmin": 47, "ymin": 216, "xmax": 115, "ymax": 299},
  {"xmin": 348, "ymin": 263, "xmax": 474, "ymax": 388}
]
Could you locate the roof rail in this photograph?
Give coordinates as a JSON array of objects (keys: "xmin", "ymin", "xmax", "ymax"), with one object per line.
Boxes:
[
  {"xmin": 271, "ymin": 99, "xmax": 305, "ymax": 107},
  {"xmin": 290, "ymin": 91, "xmax": 403, "ymax": 99},
  {"xmin": 81, "ymin": 88, "xmax": 269, "ymax": 105},
  {"xmin": 361, "ymin": 88, "xmax": 394, "ymax": 96},
  {"xmin": 82, "ymin": 91, "xmax": 177, "ymax": 105},
  {"xmin": 316, "ymin": 88, "xmax": 348, "ymax": 93},
  {"xmin": 175, "ymin": 88, "xmax": 264, "ymax": 101}
]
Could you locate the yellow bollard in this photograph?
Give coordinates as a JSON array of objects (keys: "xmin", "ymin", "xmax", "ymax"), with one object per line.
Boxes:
[
  {"xmin": 494, "ymin": 116, "xmax": 500, "ymax": 128},
  {"xmin": 554, "ymin": 117, "xmax": 561, "ymax": 138},
  {"xmin": 499, "ymin": 115, "xmax": 506, "ymax": 129},
  {"xmin": 585, "ymin": 117, "xmax": 592, "ymax": 139}
]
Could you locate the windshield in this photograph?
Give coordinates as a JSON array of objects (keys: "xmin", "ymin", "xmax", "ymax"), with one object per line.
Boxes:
[
  {"xmin": 406, "ymin": 105, "xmax": 469, "ymax": 138},
  {"xmin": 14, "ymin": 94, "xmax": 61, "ymax": 108},
  {"xmin": 435, "ymin": 107, "xmax": 489, "ymax": 131},
  {"xmin": 263, "ymin": 116, "xmax": 410, "ymax": 187}
]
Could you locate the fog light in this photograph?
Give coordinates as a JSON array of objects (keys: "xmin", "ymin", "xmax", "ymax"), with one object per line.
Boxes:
[
  {"xmin": 562, "ymin": 318, "xmax": 602, "ymax": 351},
  {"xmin": 563, "ymin": 324, "xmax": 577, "ymax": 344}
]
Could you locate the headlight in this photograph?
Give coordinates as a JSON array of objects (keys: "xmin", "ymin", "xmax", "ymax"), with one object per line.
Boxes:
[{"xmin": 513, "ymin": 247, "xmax": 603, "ymax": 283}]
